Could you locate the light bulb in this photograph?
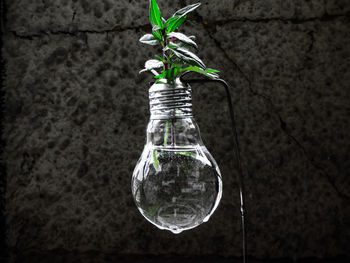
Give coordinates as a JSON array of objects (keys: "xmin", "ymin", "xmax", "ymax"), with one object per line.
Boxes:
[{"xmin": 132, "ymin": 78, "xmax": 222, "ymax": 234}]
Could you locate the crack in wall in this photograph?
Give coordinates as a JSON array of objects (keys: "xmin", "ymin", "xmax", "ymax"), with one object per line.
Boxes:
[
  {"xmin": 195, "ymin": 11, "xmax": 350, "ymax": 202},
  {"xmin": 278, "ymin": 117, "xmax": 350, "ymax": 201},
  {"xmin": 72, "ymin": 10, "xmax": 76, "ymax": 23},
  {"xmin": 9, "ymin": 23, "xmax": 151, "ymax": 40},
  {"xmin": 6, "ymin": 12, "xmax": 349, "ymax": 40},
  {"xmin": 207, "ymin": 12, "xmax": 349, "ymax": 25},
  {"xmin": 307, "ymin": 30, "xmax": 315, "ymax": 53}
]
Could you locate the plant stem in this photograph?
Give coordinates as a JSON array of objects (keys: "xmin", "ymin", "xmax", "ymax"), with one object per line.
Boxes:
[
  {"xmin": 162, "ymin": 32, "xmax": 169, "ymax": 71},
  {"xmin": 171, "ymin": 119, "xmax": 176, "ymax": 146},
  {"xmin": 161, "ymin": 41, "xmax": 166, "ymax": 71},
  {"xmin": 164, "ymin": 120, "xmax": 169, "ymax": 147}
]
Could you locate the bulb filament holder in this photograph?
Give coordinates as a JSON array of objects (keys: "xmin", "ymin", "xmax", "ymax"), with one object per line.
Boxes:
[{"xmin": 149, "ymin": 78, "xmax": 193, "ymax": 120}]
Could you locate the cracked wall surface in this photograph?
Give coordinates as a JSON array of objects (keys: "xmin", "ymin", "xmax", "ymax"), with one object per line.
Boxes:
[{"xmin": 2, "ymin": 0, "xmax": 350, "ymax": 261}]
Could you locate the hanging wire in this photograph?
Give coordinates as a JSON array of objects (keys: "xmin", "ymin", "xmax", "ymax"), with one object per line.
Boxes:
[{"xmin": 180, "ymin": 72, "xmax": 247, "ymax": 263}]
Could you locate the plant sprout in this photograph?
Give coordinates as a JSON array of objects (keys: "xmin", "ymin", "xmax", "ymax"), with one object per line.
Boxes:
[{"xmin": 139, "ymin": 0, "xmax": 219, "ymax": 82}]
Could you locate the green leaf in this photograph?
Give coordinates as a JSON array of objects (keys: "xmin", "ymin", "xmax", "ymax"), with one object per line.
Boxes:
[
  {"xmin": 153, "ymin": 150, "xmax": 159, "ymax": 169},
  {"xmin": 152, "ymin": 25, "xmax": 162, "ymax": 40},
  {"xmin": 152, "ymin": 25, "xmax": 161, "ymax": 31},
  {"xmin": 149, "ymin": 0, "xmax": 163, "ymax": 28},
  {"xmin": 155, "ymin": 55, "xmax": 166, "ymax": 63},
  {"xmin": 170, "ymin": 46, "xmax": 206, "ymax": 69},
  {"xmin": 167, "ymin": 32, "xmax": 198, "ymax": 49},
  {"xmin": 167, "ymin": 67, "xmax": 173, "ymax": 79},
  {"xmin": 206, "ymin": 68, "xmax": 220, "ymax": 73},
  {"xmin": 164, "ymin": 16, "xmax": 178, "ymax": 32},
  {"xmin": 155, "ymin": 71, "xmax": 167, "ymax": 79},
  {"xmin": 168, "ymin": 44, "xmax": 178, "ymax": 49},
  {"xmin": 139, "ymin": 59, "xmax": 163, "ymax": 75},
  {"xmin": 145, "ymin": 59, "xmax": 163, "ymax": 70},
  {"xmin": 173, "ymin": 67, "xmax": 179, "ymax": 77},
  {"xmin": 153, "ymin": 67, "xmax": 179, "ymax": 81},
  {"xmin": 152, "ymin": 30, "xmax": 162, "ymax": 40},
  {"xmin": 167, "ymin": 15, "xmax": 187, "ymax": 33},
  {"xmin": 173, "ymin": 57, "xmax": 186, "ymax": 67},
  {"xmin": 166, "ymin": 3, "xmax": 201, "ymax": 33},
  {"xmin": 139, "ymin": 34, "xmax": 159, "ymax": 46},
  {"xmin": 162, "ymin": 44, "xmax": 177, "ymax": 53},
  {"xmin": 173, "ymin": 3, "xmax": 201, "ymax": 18},
  {"xmin": 168, "ymin": 41, "xmax": 190, "ymax": 52},
  {"xmin": 139, "ymin": 68, "xmax": 159, "ymax": 76},
  {"xmin": 181, "ymin": 66, "xmax": 219, "ymax": 79}
]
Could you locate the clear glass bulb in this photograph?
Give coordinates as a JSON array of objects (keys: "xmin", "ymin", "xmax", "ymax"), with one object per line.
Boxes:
[{"xmin": 132, "ymin": 78, "xmax": 222, "ymax": 234}]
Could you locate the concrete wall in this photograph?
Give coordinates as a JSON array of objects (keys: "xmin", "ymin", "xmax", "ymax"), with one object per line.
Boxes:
[{"xmin": 2, "ymin": 0, "xmax": 350, "ymax": 261}]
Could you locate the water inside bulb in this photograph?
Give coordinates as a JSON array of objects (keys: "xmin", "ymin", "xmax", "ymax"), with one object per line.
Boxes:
[
  {"xmin": 131, "ymin": 79, "xmax": 222, "ymax": 234},
  {"xmin": 133, "ymin": 145, "xmax": 222, "ymax": 234}
]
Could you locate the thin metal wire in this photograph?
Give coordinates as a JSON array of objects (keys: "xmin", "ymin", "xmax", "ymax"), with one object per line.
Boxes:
[{"xmin": 180, "ymin": 72, "xmax": 247, "ymax": 263}]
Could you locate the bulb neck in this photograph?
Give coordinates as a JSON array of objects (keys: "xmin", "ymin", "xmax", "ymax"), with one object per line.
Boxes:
[{"xmin": 149, "ymin": 78, "xmax": 193, "ymax": 120}]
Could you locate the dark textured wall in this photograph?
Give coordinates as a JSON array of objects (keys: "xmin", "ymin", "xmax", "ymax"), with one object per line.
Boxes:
[{"xmin": 1, "ymin": 0, "xmax": 350, "ymax": 262}]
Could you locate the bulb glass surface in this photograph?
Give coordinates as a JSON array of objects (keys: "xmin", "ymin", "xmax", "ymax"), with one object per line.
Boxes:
[{"xmin": 132, "ymin": 79, "xmax": 222, "ymax": 234}]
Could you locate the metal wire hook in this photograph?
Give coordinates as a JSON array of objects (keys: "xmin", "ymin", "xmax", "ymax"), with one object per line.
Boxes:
[{"xmin": 180, "ymin": 71, "xmax": 247, "ymax": 263}]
